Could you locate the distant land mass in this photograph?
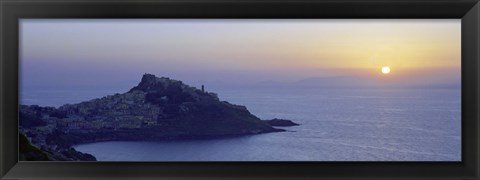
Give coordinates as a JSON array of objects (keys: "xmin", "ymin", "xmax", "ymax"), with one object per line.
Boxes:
[
  {"xmin": 19, "ymin": 74, "xmax": 298, "ymax": 161},
  {"xmin": 252, "ymin": 76, "xmax": 460, "ymax": 89}
]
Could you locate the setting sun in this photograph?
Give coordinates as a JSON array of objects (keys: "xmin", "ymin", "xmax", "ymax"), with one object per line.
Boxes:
[{"xmin": 382, "ymin": 66, "xmax": 391, "ymax": 74}]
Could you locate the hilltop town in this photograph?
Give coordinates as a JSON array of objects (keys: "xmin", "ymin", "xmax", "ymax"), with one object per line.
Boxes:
[{"xmin": 20, "ymin": 74, "xmax": 298, "ymax": 160}]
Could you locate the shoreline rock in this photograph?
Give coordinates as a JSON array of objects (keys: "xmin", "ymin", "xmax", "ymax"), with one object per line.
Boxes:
[{"xmin": 264, "ymin": 118, "xmax": 300, "ymax": 127}]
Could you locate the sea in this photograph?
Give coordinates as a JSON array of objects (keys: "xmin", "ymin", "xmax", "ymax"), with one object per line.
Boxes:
[{"xmin": 21, "ymin": 87, "xmax": 461, "ymax": 161}]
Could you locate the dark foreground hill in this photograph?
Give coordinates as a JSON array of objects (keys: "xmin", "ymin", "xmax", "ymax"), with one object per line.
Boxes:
[
  {"xmin": 19, "ymin": 133, "xmax": 96, "ymax": 161},
  {"xmin": 20, "ymin": 74, "xmax": 298, "ymax": 160}
]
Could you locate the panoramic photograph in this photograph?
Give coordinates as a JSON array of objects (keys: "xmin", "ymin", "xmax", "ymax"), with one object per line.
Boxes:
[{"xmin": 19, "ymin": 19, "xmax": 461, "ymax": 161}]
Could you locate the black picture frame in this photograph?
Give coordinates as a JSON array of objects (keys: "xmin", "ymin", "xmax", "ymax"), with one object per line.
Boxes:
[{"xmin": 1, "ymin": 0, "xmax": 479, "ymax": 179}]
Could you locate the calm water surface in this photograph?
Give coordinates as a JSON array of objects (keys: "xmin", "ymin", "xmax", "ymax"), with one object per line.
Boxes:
[{"xmin": 26, "ymin": 87, "xmax": 461, "ymax": 161}]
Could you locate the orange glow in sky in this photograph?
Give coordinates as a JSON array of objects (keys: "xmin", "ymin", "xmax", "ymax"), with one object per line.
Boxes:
[{"xmin": 21, "ymin": 19, "xmax": 460, "ymax": 87}]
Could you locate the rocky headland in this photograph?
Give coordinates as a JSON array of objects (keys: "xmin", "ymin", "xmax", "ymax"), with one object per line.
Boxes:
[{"xmin": 19, "ymin": 74, "xmax": 299, "ymax": 161}]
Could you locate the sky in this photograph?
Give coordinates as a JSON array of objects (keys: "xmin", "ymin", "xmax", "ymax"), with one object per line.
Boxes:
[{"xmin": 20, "ymin": 19, "xmax": 461, "ymax": 91}]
